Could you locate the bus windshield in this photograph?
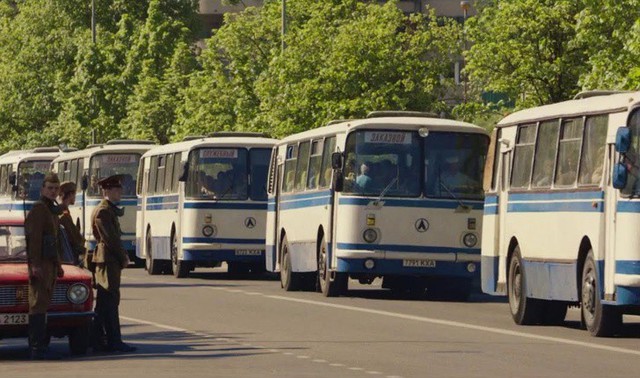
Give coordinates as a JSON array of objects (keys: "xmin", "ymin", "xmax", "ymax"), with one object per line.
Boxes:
[
  {"xmin": 187, "ymin": 148, "xmax": 249, "ymax": 200},
  {"xmin": 424, "ymin": 132, "xmax": 488, "ymax": 200},
  {"xmin": 343, "ymin": 130, "xmax": 421, "ymax": 197},
  {"xmin": 249, "ymin": 149, "xmax": 271, "ymax": 201},
  {"xmin": 88, "ymin": 153, "xmax": 141, "ymax": 197},
  {"xmin": 17, "ymin": 160, "xmax": 52, "ymax": 200}
]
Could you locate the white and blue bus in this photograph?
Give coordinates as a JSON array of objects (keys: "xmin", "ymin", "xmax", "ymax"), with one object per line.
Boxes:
[
  {"xmin": 481, "ymin": 90, "xmax": 640, "ymax": 336},
  {"xmin": 0, "ymin": 147, "xmax": 61, "ymax": 221},
  {"xmin": 52, "ymin": 140, "xmax": 154, "ymax": 264},
  {"xmin": 266, "ymin": 112, "xmax": 489, "ymax": 299},
  {"xmin": 136, "ymin": 133, "xmax": 277, "ymax": 278}
]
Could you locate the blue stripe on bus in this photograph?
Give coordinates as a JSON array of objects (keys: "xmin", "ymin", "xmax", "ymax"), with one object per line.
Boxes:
[
  {"xmin": 616, "ymin": 260, "xmax": 640, "ymax": 275},
  {"xmin": 182, "ymin": 237, "xmax": 265, "ymax": 244},
  {"xmin": 336, "ymin": 242, "xmax": 480, "ymax": 254},
  {"xmin": 485, "ymin": 195, "xmax": 498, "ymax": 205},
  {"xmin": 338, "ymin": 197, "xmax": 484, "ymax": 210},
  {"xmin": 0, "ymin": 203, "xmax": 34, "ymax": 211},
  {"xmin": 508, "ymin": 191, "xmax": 604, "ymax": 201},
  {"xmin": 183, "ymin": 202, "xmax": 267, "ymax": 210},
  {"xmin": 280, "ymin": 196, "xmax": 332, "ymax": 210},
  {"xmin": 183, "ymin": 249, "xmax": 265, "ymax": 263},
  {"xmin": 146, "ymin": 195, "xmax": 180, "ymax": 204},
  {"xmin": 279, "ymin": 191, "xmax": 332, "ymax": 202},
  {"xmin": 617, "ymin": 201, "xmax": 640, "ymax": 213},
  {"xmin": 146, "ymin": 203, "xmax": 179, "ymax": 210},
  {"xmin": 507, "ymin": 201, "xmax": 603, "ymax": 213}
]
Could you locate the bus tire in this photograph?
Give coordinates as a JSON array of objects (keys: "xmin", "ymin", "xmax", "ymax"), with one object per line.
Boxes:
[
  {"xmin": 581, "ymin": 251, "xmax": 621, "ymax": 336},
  {"xmin": 280, "ymin": 236, "xmax": 301, "ymax": 291},
  {"xmin": 318, "ymin": 234, "xmax": 344, "ymax": 297},
  {"xmin": 146, "ymin": 231, "xmax": 162, "ymax": 275},
  {"xmin": 171, "ymin": 230, "xmax": 189, "ymax": 278},
  {"xmin": 508, "ymin": 247, "xmax": 542, "ymax": 325}
]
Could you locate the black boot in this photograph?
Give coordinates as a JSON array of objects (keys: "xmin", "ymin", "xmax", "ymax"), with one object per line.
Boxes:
[
  {"xmin": 28, "ymin": 314, "xmax": 61, "ymax": 360},
  {"xmin": 105, "ymin": 306, "xmax": 136, "ymax": 353}
]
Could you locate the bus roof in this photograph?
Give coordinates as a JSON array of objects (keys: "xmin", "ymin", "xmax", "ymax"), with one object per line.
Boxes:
[
  {"xmin": 141, "ymin": 136, "xmax": 279, "ymax": 158},
  {"xmin": 0, "ymin": 147, "xmax": 61, "ymax": 165},
  {"xmin": 52, "ymin": 141, "xmax": 156, "ymax": 163},
  {"xmin": 277, "ymin": 116, "xmax": 487, "ymax": 145},
  {"xmin": 497, "ymin": 91, "xmax": 640, "ymax": 127}
]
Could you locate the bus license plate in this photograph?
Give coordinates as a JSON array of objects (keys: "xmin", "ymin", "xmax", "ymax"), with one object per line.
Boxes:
[
  {"xmin": 235, "ymin": 249, "xmax": 263, "ymax": 256},
  {"xmin": 402, "ymin": 259, "xmax": 436, "ymax": 268},
  {"xmin": 0, "ymin": 313, "xmax": 28, "ymax": 325}
]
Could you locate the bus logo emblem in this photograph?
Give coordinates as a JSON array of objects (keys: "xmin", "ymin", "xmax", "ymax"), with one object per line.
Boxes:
[
  {"xmin": 245, "ymin": 217, "xmax": 256, "ymax": 229},
  {"xmin": 415, "ymin": 218, "xmax": 429, "ymax": 232}
]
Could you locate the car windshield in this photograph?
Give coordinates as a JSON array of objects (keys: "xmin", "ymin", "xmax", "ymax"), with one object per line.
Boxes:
[
  {"xmin": 424, "ymin": 132, "xmax": 488, "ymax": 200},
  {"xmin": 87, "ymin": 153, "xmax": 141, "ymax": 197},
  {"xmin": 186, "ymin": 148, "xmax": 249, "ymax": 200},
  {"xmin": 0, "ymin": 225, "xmax": 75, "ymax": 264},
  {"xmin": 17, "ymin": 160, "xmax": 52, "ymax": 201},
  {"xmin": 343, "ymin": 130, "xmax": 421, "ymax": 197}
]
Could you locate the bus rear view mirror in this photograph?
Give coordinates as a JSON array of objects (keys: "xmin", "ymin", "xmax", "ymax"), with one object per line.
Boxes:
[
  {"xmin": 331, "ymin": 152, "xmax": 343, "ymax": 170},
  {"xmin": 178, "ymin": 162, "xmax": 189, "ymax": 182},
  {"xmin": 615, "ymin": 127, "xmax": 630, "ymax": 154},
  {"xmin": 612, "ymin": 162, "xmax": 628, "ymax": 189},
  {"xmin": 81, "ymin": 175, "xmax": 89, "ymax": 191}
]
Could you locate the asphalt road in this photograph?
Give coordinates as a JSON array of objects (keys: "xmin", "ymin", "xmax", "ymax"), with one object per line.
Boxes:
[{"xmin": 2, "ymin": 266, "xmax": 640, "ymax": 377}]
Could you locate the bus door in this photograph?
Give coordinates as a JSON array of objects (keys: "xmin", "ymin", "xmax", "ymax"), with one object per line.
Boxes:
[
  {"xmin": 497, "ymin": 144, "xmax": 513, "ymax": 293},
  {"xmin": 604, "ymin": 143, "xmax": 617, "ymax": 299},
  {"xmin": 267, "ymin": 149, "xmax": 282, "ymax": 272}
]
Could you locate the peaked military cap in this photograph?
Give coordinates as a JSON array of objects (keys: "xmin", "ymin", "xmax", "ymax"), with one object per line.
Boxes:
[{"xmin": 97, "ymin": 174, "xmax": 123, "ymax": 189}]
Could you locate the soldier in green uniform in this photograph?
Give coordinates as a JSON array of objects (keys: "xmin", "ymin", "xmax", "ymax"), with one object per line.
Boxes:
[
  {"xmin": 58, "ymin": 181, "xmax": 85, "ymax": 265},
  {"xmin": 25, "ymin": 172, "xmax": 64, "ymax": 360},
  {"xmin": 91, "ymin": 175, "xmax": 136, "ymax": 353}
]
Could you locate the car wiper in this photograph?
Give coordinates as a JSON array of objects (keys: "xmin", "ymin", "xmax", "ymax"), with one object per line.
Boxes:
[
  {"xmin": 372, "ymin": 177, "xmax": 398, "ymax": 206},
  {"xmin": 439, "ymin": 180, "xmax": 471, "ymax": 213}
]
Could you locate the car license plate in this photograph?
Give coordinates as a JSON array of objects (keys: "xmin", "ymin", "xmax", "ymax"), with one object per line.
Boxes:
[
  {"xmin": 235, "ymin": 249, "xmax": 263, "ymax": 256},
  {"xmin": 0, "ymin": 313, "xmax": 28, "ymax": 325},
  {"xmin": 402, "ymin": 259, "xmax": 436, "ymax": 268}
]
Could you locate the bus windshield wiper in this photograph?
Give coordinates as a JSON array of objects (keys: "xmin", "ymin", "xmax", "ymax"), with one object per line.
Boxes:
[
  {"xmin": 372, "ymin": 177, "xmax": 398, "ymax": 206},
  {"xmin": 439, "ymin": 180, "xmax": 471, "ymax": 213}
]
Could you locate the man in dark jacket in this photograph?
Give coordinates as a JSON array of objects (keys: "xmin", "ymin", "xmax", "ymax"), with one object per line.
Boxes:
[
  {"xmin": 25, "ymin": 172, "xmax": 64, "ymax": 360},
  {"xmin": 58, "ymin": 181, "xmax": 85, "ymax": 265},
  {"xmin": 91, "ymin": 175, "xmax": 136, "ymax": 353}
]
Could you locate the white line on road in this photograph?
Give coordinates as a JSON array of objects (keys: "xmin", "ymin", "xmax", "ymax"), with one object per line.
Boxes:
[{"xmin": 263, "ymin": 294, "xmax": 640, "ymax": 357}]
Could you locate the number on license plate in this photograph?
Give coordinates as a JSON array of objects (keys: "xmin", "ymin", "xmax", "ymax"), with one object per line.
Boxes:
[
  {"xmin": 0, "ymin": 313, "xmax": 28, "ymax": 325},
  {"xmin": 235, "ymin": 249, "xmax": 263, "ymax": 256},
  {"xmin": 402, "ymin": 259, "xmax": 436, "ymax": 268}
]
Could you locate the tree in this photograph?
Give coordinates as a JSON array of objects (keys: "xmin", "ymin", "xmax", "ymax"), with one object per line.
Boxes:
[
  {"xmin": 465, "ymin": 0, "xmax": 586, "ymax": 108},
  {"xmin": 575, "ymin": 0, "xmax": 640, "ymax": 90},
  {"xmin": 176, "ymin": 0, "xmax": 463, "ymax": 138}
]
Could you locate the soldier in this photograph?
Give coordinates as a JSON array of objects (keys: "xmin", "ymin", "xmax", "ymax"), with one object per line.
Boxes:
[
  {"xmin": 58, "ymin": 181, "xmax": 85, "ymax": 265},
  {"xmin": 91, "ymin": 175, "xmax": 136, "ymax": 353},
  {"xmin": 25, "ymin": 172, "xmax": 64, "ymax": 360}
]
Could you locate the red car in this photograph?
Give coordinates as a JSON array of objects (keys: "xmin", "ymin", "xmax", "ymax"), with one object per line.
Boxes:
[{"xmin": 0, "ymin": 220, "xmax": 94, "ymax": 355}]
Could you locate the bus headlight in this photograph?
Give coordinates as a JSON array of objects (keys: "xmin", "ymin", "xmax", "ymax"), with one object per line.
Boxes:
[
  {"xmin": 462, "ymin": 233, "xmax": 478, "ymax": 248},
  {"xmin": 202, "ymin": 225, "xmax": 215, "ymax": 237},
  {"xmin": 67, "ymin": 283, "xmax": 89, "ymax": 304},
  {"xmin": 363, "ymin": 228, "xmax": 378, "ymax": 244}
]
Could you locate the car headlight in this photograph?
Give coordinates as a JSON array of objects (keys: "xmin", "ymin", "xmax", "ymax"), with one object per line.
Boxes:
[
  {"xmin": 67, "ymin": 283, "xmax": 89, "ymax": 304},
  {"xmin": 463, "ymin": 233, "xmax": 478, "ymax": 248},
  {"xmin": 363, "ymin": 228, "xmax": 378, "ymax": 244}
]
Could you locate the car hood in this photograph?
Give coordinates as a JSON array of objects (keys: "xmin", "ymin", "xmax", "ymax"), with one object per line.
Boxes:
[{"xmin": 0, "ymin": 263, "xmax": 92, "ymax": 284}]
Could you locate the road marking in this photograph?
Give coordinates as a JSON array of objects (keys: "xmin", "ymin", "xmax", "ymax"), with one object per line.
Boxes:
[{"xmin": 264, "ymin": 294, "xmax": 640, "ymax": 357}]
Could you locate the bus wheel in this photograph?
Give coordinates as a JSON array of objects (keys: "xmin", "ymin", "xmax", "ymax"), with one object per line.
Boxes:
[
  {"xmin": 318, "ymin": 234, "xmax": 345, "ymax": 297},
  {"xmin": 280, "ymin": 236, "xmax": 301, "ymax": 291},
  {"xmin": 581, "ymin": 251, "xmax": 621, "ymax": 336},
  {"xmin": 171, "ymin": 231, "xmax": 189, "ymax": 278},
  {"xmin": 146, "ymin": 231, "xmax": 162, "ymax": 275},
  {"xmin": 508, "ymin": 247, "xmax": 542, "ymax": 325}
]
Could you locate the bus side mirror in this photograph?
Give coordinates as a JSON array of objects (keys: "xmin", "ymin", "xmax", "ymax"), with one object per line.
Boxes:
[
  {"xmin": 331, "ymin": 152, "xmax": 343, "ymax": 170},
  {"xmin": 81, "ymin": 175, "xmax": 89, "ymax": 191},
  {"xmin": 612, "ymin": 162, "xmax": 628, "ymax": 189},
  {"xmin": 178, "ymin": 163, "xmax": 189, "ymax": 182},
  {"xmin": 331, "ymin": 170, "xmax": 343, "ymax": 192},
  {"xmin": 615, "ymin": 127, "xmax": 630, "ymax": 154}
]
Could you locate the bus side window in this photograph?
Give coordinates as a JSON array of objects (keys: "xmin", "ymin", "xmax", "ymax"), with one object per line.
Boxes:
[
  {"xmin": 555, "ymin": 118, "xmax": 583, "ymax": 187},
  {"xmin": 148, "ymin": 156, "xmax": 158, "ymax": 195},
  {"xmin": 156, "ymin": 155, "xmax": 166, "ymax": 193},
  {"xmin": 164, "ymin": 153, "xmax": 174, "ymax": 193},
  {"xmin": 319, "ymin": 137, "xmax": 336, "ymax": 189},
  {"xmin": 531, "ymin": 120, "xmax": 560, "ymax": 189},
  {"xmin": 295, "ymin": 141, "xmax": 310, "ymax": 191},
  {"xmin": 137, "ymin": 157, "xmax": 145, "ymax": 196},
  {"xmin": 283, "ymin": 145, "xmax": 297, "ymax": 193},
  {"xmin": 578, "ymin": 115, "xmax": 608, "ymax": 186},
  {"xmin": 70, "ymin": 159, "xmax": 78, "ymax": 185},
  {"xmin": 511, "ymin": 124, "xmax": 537, "ymax": 189},
  {"xmin": 0, "ymin": 165, "xmax": 7, "ymax": 194},
  {"xmin": 307, "ymin": 140, "xmax": 322, "ymax": 190},
  {"xmin": 172, "ymin": 153, "xmax": 182, "ymax": 193}
]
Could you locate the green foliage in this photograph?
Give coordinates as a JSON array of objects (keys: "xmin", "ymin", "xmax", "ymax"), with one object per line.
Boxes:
[
  {"xmin": 177, "ymin": 0, "xmax": 463, "ymax": 138},
  {"xmin": 465, "ymin": 0, "xmax": 586, "ymax": 108}
]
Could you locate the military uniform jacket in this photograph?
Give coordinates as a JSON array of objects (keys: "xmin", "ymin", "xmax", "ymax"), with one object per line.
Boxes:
[
  {"xmin": 25, "ymin": 198, "xmax": 62, "ymax": 270},
  {"xmin": 59, "ymin": 210, "xmax": 85, "ymax": 261},
  {"xmin": 91, "ymin": 199, "xmax": 127, "ymax": 266}
]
